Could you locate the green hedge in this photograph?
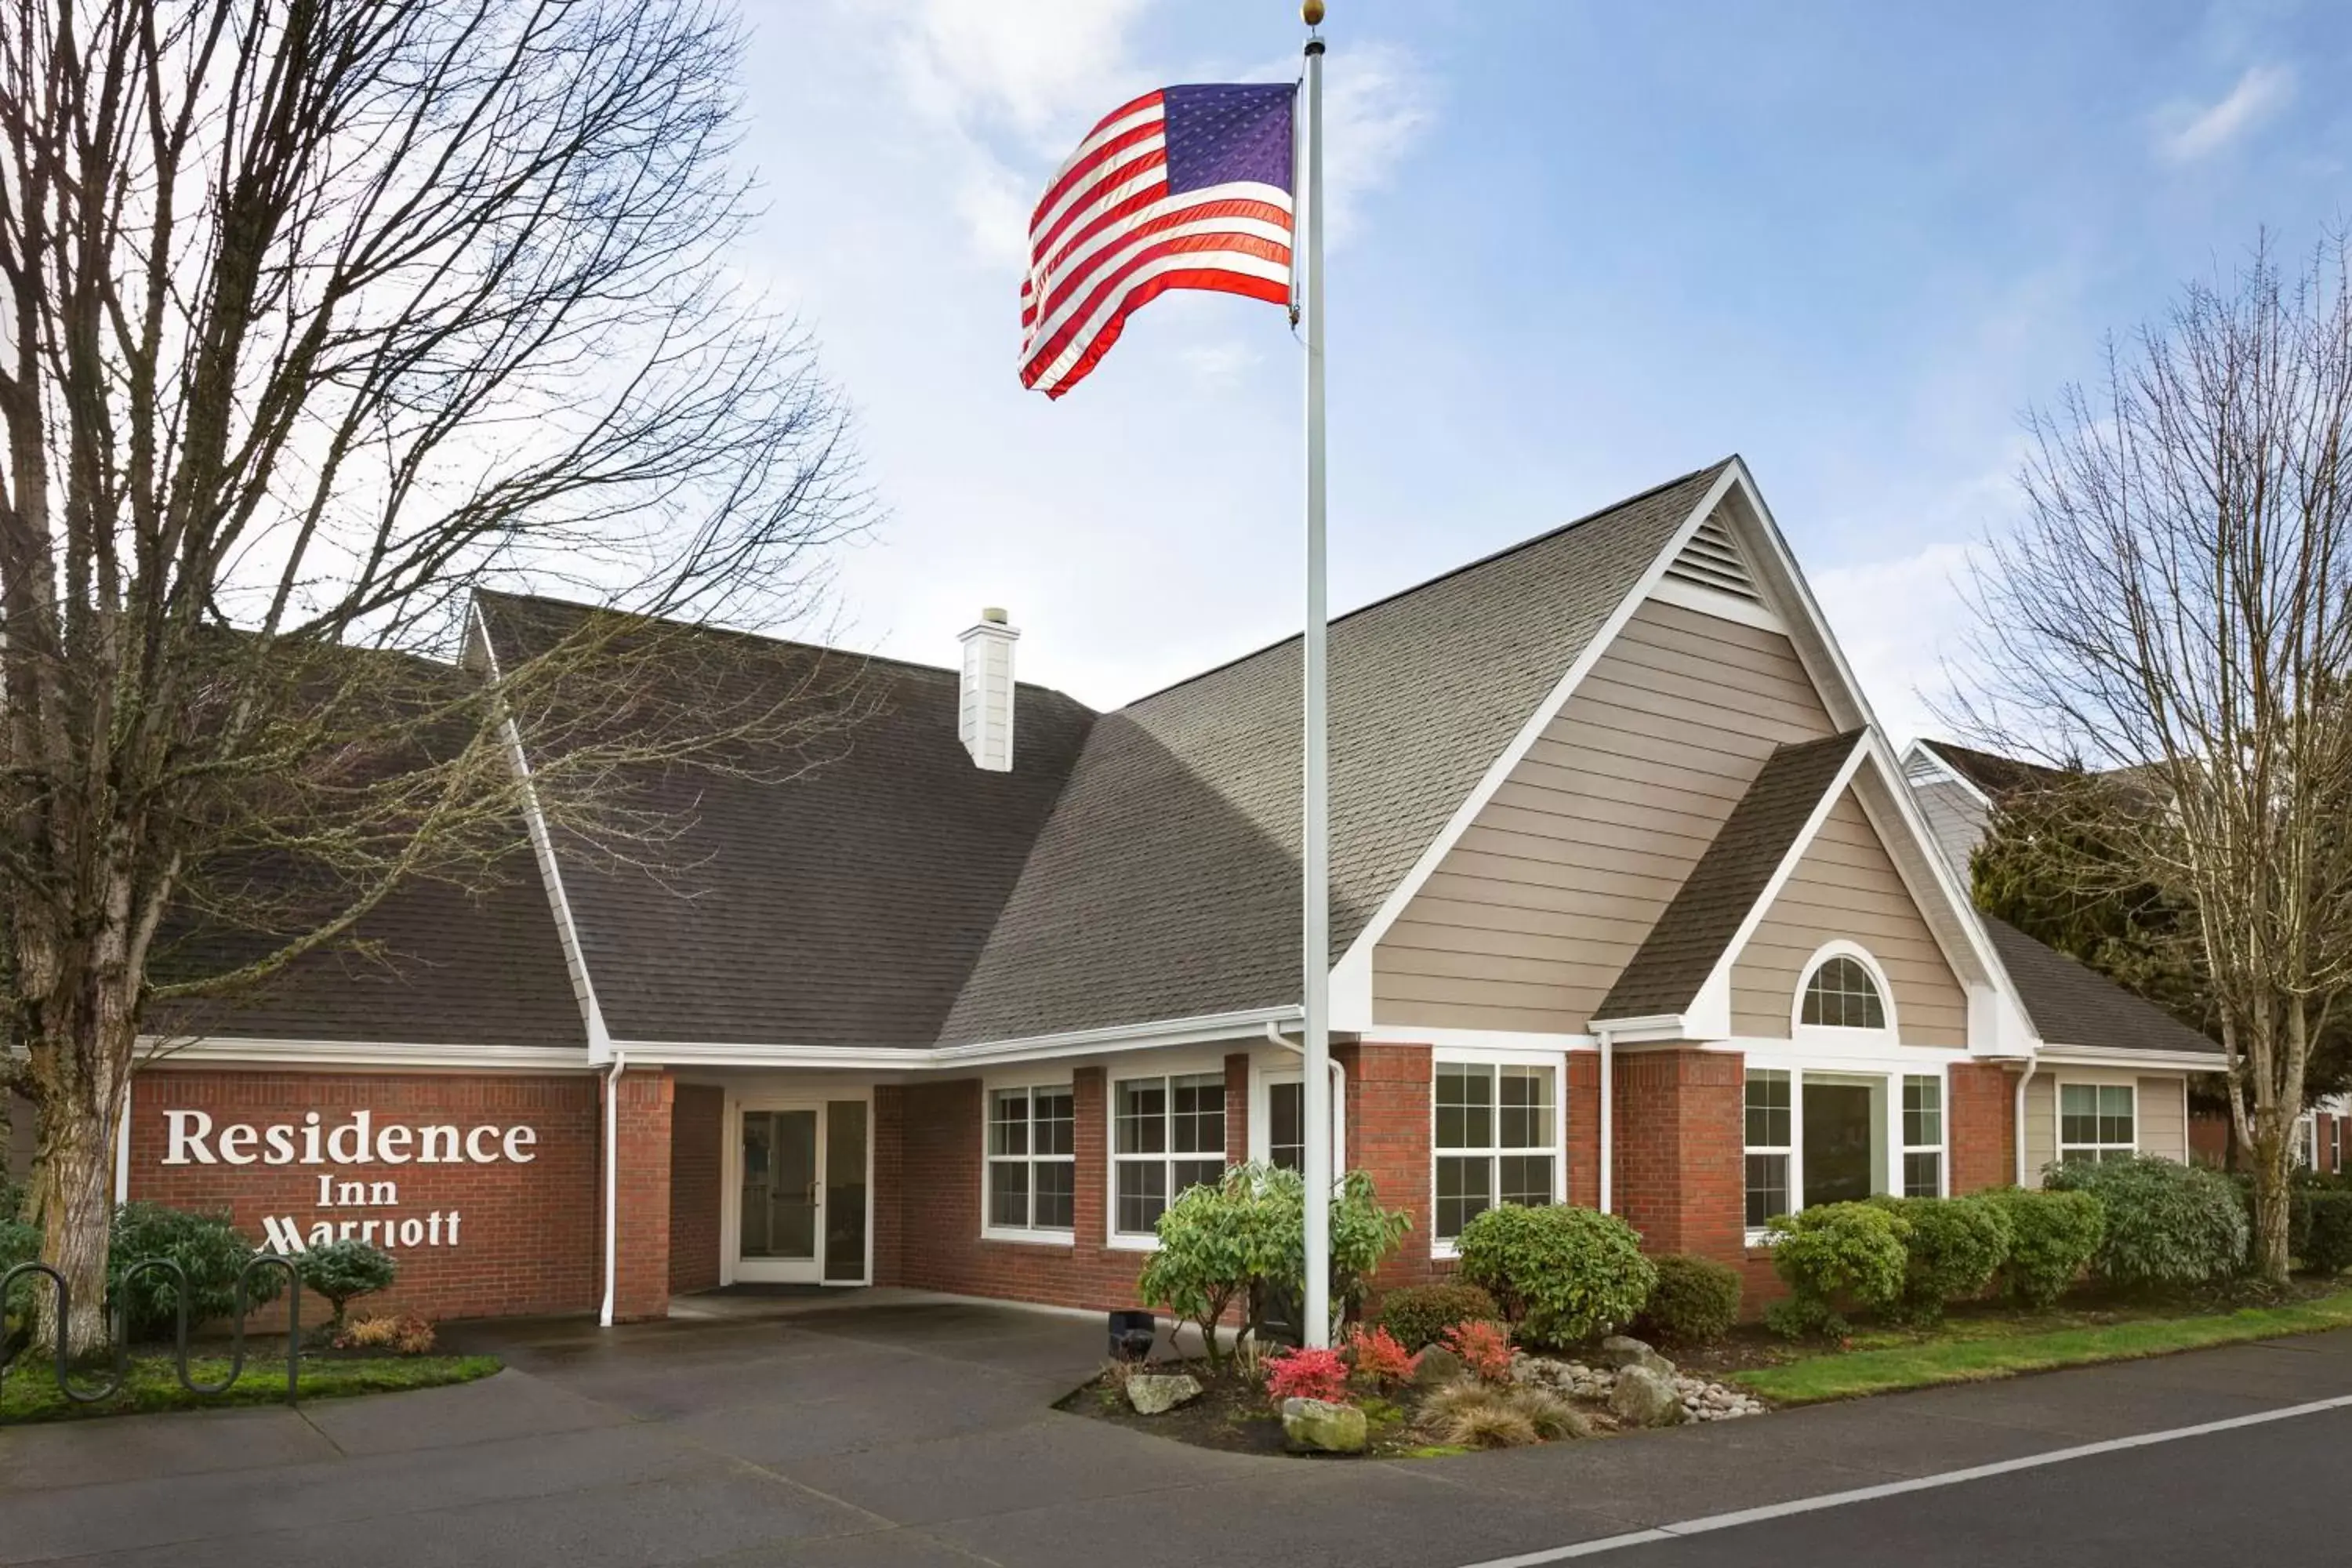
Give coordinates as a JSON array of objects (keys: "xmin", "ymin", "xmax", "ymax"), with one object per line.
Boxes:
[
  {"xmin": 1763, "ymin": 1202, "xmax": 1909, "ymax": 1338},
  {"xmin": 1373, "ymin": 1282, "xmax": 1501, "ymax": 1350},
  {"xmin": 2045, "ymin": 1156, "xmax": 2247, "ymax": 1288},
  {"xmin": 1632, "ymin": 1253, "xmax": 1742, "ymax": 1345},
  {"xmin": 1871, "ymin": 1194, "xmax": 2013, "ymax": 1323},
  {"xmin": 1982, "ymin": 1187, "xmax": 2105, "ymax": 1307}
]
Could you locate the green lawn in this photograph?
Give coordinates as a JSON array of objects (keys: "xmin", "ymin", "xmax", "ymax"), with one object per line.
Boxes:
[
  {"xmin": 1731, "ymin": 1290, "xmax": 2352, "ymax": 1404},
  {"xmin": 0, "ymin": 1353, "xmax": 502, "ymax": 1423}
]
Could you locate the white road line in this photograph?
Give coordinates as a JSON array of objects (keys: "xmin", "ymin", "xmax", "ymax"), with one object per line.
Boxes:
[{"xmin": 1454, "ymin": 1391, "xmax": 2352, "ymax": 1567}]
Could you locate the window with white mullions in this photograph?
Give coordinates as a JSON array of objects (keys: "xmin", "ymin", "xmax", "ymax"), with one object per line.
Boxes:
[
  {"xmin": 2059, "ymin": 1083, "xmax": 2136, "ymax": 1164},
  {"xmin": 1433, "ymin": 1062, "xmax": 1557, "ymax": 1243},
  {"xmin": 1902, "ymin": 1074, "xmax": 1944, "ymax": 1196},
  {"xmin": 1112, "ymin": 1073, "xmax": 1225, "ymax": 1236},
  {"xmin": 985, "ymin": 1086, "xmax": 1074, "ymax": 1233},
  {"xmin": 1801, "ymin": 954, "xmax": 1887, "ymax": 1029},
  {"xmin": 1744, "ymin": 1069, "xmax": 1792, "ymax": 1227}
]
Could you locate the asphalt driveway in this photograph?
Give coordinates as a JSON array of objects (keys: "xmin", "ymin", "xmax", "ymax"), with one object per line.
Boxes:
[{"xmin": 8, "ymin": 1294, "xmax": 2352, "ymax": 1567}]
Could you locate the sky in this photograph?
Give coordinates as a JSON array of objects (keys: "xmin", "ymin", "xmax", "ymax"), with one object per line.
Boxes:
[{"xmin": 730, "ymin": 0, "xmax": 2349, "ymax": 743}]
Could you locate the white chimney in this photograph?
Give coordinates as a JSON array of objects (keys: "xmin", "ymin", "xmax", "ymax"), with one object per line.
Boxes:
[{"xmin": 958, "ymin": 607, "xmax": 1019, "ymax": 771}]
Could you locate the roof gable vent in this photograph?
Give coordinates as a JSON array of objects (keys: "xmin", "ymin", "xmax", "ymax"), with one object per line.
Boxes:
[{"xmin": 1663, "ymin": 515, "xmax": 1760, "ymax": 603}]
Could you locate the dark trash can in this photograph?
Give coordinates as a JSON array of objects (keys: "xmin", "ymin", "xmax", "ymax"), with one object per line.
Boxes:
[{"xmin": 1108, "ymin": 1308, "xmax": 1157, "ymax": 1361}]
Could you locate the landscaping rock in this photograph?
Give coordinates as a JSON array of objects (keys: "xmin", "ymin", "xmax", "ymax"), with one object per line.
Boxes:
[
  {"xmin": 1410, "ymin": 1345, "xmax": 1465, "ymax": 1386},
  {"xmin": 1281, "ymin": 1396, "xmax": 1369, "ymax": 1454},
  {"xmin": 1598, "ymin": 1335, "xmax": 1677, "ymax": 1377},
  {"xmin": 1124, "ymin": 1372, "xmax": 1203, "ymax": 1416},
  {"xmin": 1609, "ymin": 1363, "xmax": 1686, "ymax": 1428}
]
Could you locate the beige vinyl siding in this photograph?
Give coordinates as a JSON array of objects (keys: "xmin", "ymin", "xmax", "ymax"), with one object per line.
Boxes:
[
  {"xmin": 2022, "ymin": 1069, "xmax": 2190, "ymax": 1183},
  {"xmin": 1730, "ymin": 788, "xmax": 1969, "ymax": 1045},
  {"xmin": 1908, "ymin": 778, "xmax": 1989, "ymax": 885},
  {"xmin": 1374, "ymin": 597, "xmax": 1835, "ymax": 1033}
]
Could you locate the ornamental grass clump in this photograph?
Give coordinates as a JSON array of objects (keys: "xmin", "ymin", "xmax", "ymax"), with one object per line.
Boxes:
[
  {"xmin": 1763, "ymin": 1201, "xmax": 1909, "ymax": 1338},
  {"xmin": 1982, "ymin": 1186, "xmax": 2105, "ymax": 1307},
  {"xmin": 1453, "ymin": 1203, "xmax": 1657, "ymax": 1348},
  {"xmin": 2044, "ymin": 1156, "xmax": 2247, "ymax": 1290},
  {"xmin": 1416, "ymin": 1378, "xmax": 1587, "ymax": 1448}
]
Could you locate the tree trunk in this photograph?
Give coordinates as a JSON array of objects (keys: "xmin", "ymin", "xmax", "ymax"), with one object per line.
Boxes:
[
  {"xmin": 2249, "ymin": 1109, "xmax": 2295, "ymax": 1286},
  {"xmin": 31, "ymin": 1073, "xmax": 119, "ymax": 1359}
]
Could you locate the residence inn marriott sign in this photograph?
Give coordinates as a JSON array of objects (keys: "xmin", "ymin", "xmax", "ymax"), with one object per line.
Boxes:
[{"xmin": 114, "ymin": 464, "xmax": 2226, "ymax": 1329}]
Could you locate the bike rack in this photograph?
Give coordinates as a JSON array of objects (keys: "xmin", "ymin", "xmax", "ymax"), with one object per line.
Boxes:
[{"xmin": 0, "ymin": 1254, "xmax": 300, "ymax": 1424}]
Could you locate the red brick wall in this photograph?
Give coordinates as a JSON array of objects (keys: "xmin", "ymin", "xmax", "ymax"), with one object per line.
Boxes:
[
  {"xmin": 669, "ymin": 1084, "xmax": 724, "ymax": 1295},
  {"xmin": 1611, "ymin": 1048, "xmax": 1744, "ymax": 1268},
  {"xmin": 608, "ymin": 1069, "xmax": 673, "ymax": 1322},
  {"xmin": 130, "ymin": 1069, "xmax": 598, "ymax": 1323},
  {"xmin": 1225, "ymin": 1052, "xmax": 1250, "ymax": 1165},
  {"xmin": 875, "ymin": 1069, "xmax": 1150, "ymax": 1311},
  {"xmin": 1566, "ymin": 1051, "xmax": 1601, "ymax": 1209},
  {"xmin": 1948, "ymin": 1062, "xmax": 2017, "ymax": 1193},
  {"xmin": 1338, "ymin": 1042, "xmax": 1437, "ymax": 1290}
]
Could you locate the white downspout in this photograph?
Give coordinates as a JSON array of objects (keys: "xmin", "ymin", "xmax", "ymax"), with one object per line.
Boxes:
[
  {"xmin": 1597, "ymin": 1030, "xmax": 1614, "ymax": 1214},
  {"xmin": 1265, "ymin": 1023, "xmax": 1346, "ymax": 1181},
  {"xmin": 599, "ymin": 1051, "xmax": 627, "ymax": 1327},
  {"xmin": 2013, "ymin": 1058, "xmax": 2038, "ymax": 1188}
]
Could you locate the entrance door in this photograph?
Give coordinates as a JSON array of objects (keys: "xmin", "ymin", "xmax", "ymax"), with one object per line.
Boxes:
[
  {"xmin": 731, "ymin": 1100, "xmax": 870, "ymax": 1285},
  {"xmin": 739, "ymin": 1108, "xmax": 821, "ymax": 1282}
]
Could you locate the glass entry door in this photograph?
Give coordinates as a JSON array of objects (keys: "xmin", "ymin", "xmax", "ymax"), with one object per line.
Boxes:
[{"xmin": 732, "ymin": 1100, "xmax": 869, "ymax": 1285}]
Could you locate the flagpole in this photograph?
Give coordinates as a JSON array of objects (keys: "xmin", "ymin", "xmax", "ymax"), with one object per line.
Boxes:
[{"xmin": 1298, "ymin": 2, "xmax": 1332, "ymax": 1350}]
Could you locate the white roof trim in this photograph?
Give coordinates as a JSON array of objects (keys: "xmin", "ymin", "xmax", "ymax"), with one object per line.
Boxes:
[
  {"xmin": 2034, "ymin": 1044, "xmax": 2227, "ymax": 1070},
  {"xmin": 612, "ymin": 1006, "xmax": 1306, "ymax": 1071},
  {"xmin": 470, "ymin": 597, "xmax": 616, "ymax": 1063},
  {"xmin": 140, "ymin": 1036, "xmax": 592, "ymax": 1072},
  {"xmin": 1330, "ymin": 462, "xmax": 1744, "ymax": 1029}
]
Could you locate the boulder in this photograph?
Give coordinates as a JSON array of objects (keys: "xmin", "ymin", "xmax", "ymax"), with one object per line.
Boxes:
[
  {"xmin": 1123, "ymin": 1373, "xmax": 1203, "ymax": 1416},
  {"xmin": 1281, "ymin": 1396, "xmax": 1370, "ymax": 1454},
  {"xmin": 1409, "ymin": 1345, "xmax": 1465, "ymax": 1387},
  {"xmin": 1609, "ymin": 1363, "xmax": 1686, "ymax": 1428},
  {"xmin": 1598, "ymin": 1335, "xmax": 1677, "ymax": 1377}
]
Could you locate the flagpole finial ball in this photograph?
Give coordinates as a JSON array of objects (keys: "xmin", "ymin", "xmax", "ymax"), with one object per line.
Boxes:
[{"xmin": 1302, "ymin": 1, "xmax": 1325, "ymax": 27}]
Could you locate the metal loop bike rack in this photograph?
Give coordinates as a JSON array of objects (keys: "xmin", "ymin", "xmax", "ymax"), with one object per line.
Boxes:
[{"xmin": 0, "ymin": 1253, "xmax": 302, "ymax": 1424}]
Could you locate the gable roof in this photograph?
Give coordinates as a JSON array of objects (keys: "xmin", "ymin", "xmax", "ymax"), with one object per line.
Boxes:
[
  {"xmin": 1595, "ymin": 730, "xmax": 1867, "ymax": 1022},
  {"xmin": 1980, "ymin": 915, "xmax": 2220, "ymax": 1058},
  {"xmin": 477, "ymin": 593, "xmax": 1098, "ymax": 1047},
  {"xmin": 1913, "ymin": 738, "xmax": 2065, "ymax": 801},
  {"xmin": 937, "ymin": 461, "xmax": 1733, "ymax": 1044}
]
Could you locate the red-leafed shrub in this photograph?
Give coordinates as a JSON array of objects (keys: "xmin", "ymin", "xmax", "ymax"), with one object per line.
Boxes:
[
  {"xmin": 1343, "ymin": 1324, "xmax": 1414, "ymax": 1385},
  {"xmin": 1443, "ymin": 1319, "xmax": 1515, "ymax": 1384},
  {"xmin": 1265, "ymin": 1346, "xmax": 1351, "ymax": 1406}
]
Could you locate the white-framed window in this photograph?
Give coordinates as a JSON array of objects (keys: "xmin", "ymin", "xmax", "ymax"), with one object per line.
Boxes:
[
  {"xmin": 1800, "ymin": 953, "xmax": 1889, "ymax": 1029},
  {"xmin": 1432, "ymin": 1059, "xmax": 1560, "ymax": 1247},
  {"xmin": 1902, "ymin": 1074, "xmax": 1944, "ymax": 1197},
  {"xmin": 1265, "ymin": 1073, "xmax": 1306, "ymax": 1172},
  {"xmin": 1112, "ymin": 1072, "xmax": 1225, "ymax": 1238},
  {"xmin": 2058, "ymin": 1082, "xmax": 2136, "ymax": 1165},
  {"xmin": 985, "ymin": 1084, "xmax": 1075, "ymax": 1237},
  {"xmin": 1744, "ymin": 1062, "xmax": 1949, "ymax": 1236},
  {"xmin": 1744, "ymin": 1069, "xmax": 1792, "ymax": 1229}
]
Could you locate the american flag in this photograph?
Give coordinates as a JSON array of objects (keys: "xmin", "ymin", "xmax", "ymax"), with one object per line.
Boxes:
[{"xmin": 1019, "ymin": 83, "xmax": 1296, "ymax": 398}]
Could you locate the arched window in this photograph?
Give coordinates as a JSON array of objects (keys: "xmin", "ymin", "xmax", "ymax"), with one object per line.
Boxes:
[{"xmin": 1801, "ymin": 954, "xmax": 1886, "ymax": 1029}]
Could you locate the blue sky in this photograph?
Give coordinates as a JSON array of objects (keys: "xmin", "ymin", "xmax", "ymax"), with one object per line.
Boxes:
[{"xmin": 734, "ymin": 0, "xmax": 2346, "ymax": 741}]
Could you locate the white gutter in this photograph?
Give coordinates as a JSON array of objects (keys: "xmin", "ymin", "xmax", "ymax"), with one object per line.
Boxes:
[
  {"xmin": 599, "ymin": 1050, "xmax": 626, "ymax": 1327},
  {"xmin": 1265, "ymin": 1023, "xmax": 1347, "ymax": 1181},
  {"xmin": 1597, "ymin": 1028, "xmax": 1614, "ymax": 1214},
  {"xmin": 2013, "ymin": 1056, "xmax": 2038, "ymax": 1188}
]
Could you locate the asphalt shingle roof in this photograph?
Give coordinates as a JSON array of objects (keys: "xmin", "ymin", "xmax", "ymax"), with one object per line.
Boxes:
[
  {"xmin": 1917, "ymin": 739, "xmax": 2065, "ymax": 800},
  {"xmin": 477, "ymin": 593, "xmax": 1097, "ymax": 1047},
  {"xmin": 1980, "ymin": 915, "xmax": 2221, "ymax": 1057},
  {"xmin": 1594, "ymin": 731, "xmax": 1867, "ymax": 1022},
  {"xmin": 938, "ymin": 462, "xmax": 1731, "ymax": 1044}
]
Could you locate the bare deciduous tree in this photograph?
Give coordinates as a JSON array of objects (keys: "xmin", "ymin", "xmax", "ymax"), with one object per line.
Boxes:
[
  {"xmin": 1952, "ymin": 232, "xmax": 2352, "ymax": 1283},
  {"xmin": 0, "ymin": 0, "xmax": 869, "ymax": 1353}
]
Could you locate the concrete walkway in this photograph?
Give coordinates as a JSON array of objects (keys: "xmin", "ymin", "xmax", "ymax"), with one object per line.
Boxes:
[{"xmin": 8, "ymin": 1299, "xmax": 2352, "ymax": 1567}]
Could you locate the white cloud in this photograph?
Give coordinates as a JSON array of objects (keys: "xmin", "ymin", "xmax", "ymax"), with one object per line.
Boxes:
[
  {"xmin": 1808, "ymin": 539, "xmax": 1984, "ymax": 748},
  {"xmin": 1321, "ymin": 41, "xmax": 1438, "ymax": 242},
  {"xmin": 884, "ymin": 0, "xmax": 1152, "ymax": 134},
  {"xmin": 2158, "ymin": 64, "xmax": 2294, "ymax": 162}
]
